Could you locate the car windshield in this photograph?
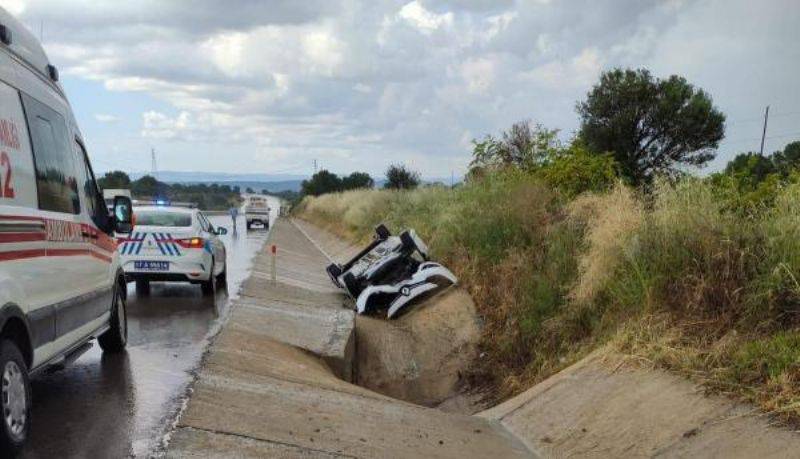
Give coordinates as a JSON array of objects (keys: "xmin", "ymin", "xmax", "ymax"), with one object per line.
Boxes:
[{"xmin": 135, "ymin": 210, "xmax": 192, "ymax": 227}]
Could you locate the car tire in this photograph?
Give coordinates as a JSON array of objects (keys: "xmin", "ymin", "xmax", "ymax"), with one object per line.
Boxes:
[
  {"xmin": 202, "ymin": 260, "xmax": 216, "ymax": 296},
  {"xmin": 99, "ymin": 281, "xmax": 128, "ymax": 353},
  {"xmin": 135, "ymin": 280, "xmax": 150, "ymax": 295},
  {"xmin": 375, "ymin": 224, "xmax": 390, "ymax": 239},
  {"xmin": 216, "ymin": 263, "xmax": 228, "ymax": 289},
  {"xmin": 400, "ymin": 231, "xmax": 417, "ymax": 253},
  {"xmin": 0, "ymin": 339, "xmax": 31, "ymax": 457}
]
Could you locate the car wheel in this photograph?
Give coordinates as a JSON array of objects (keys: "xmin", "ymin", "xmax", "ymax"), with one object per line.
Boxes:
[
  {"xmin": 375, "ymin": 224, "xmax": 390, "ymax": 240},
  {"xmin": 0, "ymin": 340, "xmax": 31, "ymax": 456},
  {"xmin": 99, "ymin": 281, "xmax": 128, "ymax": 353},
  {"xmin": 135, "ymin": 280, "xmax": 150, "ymax": 295},
  {"xmin": 216, "ymin": 262, "xmax": 228, "ymax": 289},
  {"xmin": 202, "ymin": 260, "xmax": 216, "ymax": 296}
]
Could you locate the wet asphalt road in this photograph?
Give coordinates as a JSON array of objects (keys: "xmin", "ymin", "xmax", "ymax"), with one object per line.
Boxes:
[{"xmin": 19, "ymin": 211, "xmax": 274, "ymax": 458}]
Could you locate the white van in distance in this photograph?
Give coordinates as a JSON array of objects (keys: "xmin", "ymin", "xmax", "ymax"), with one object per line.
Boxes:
[
  {"xmin": 244, "ymin": 195, "xmax": 270, "ymax": 230},
  {"xmin": 0, "ymin": 7, "xmax": 134, "ymax": 454}
]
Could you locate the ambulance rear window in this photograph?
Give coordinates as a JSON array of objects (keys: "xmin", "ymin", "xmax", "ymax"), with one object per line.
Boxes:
[{"xmin": 135, "ymin": 211, "xmax": 192, "ymax": 227}]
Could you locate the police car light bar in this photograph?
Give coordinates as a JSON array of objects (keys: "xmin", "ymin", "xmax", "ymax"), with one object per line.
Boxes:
[{"xmin": 132, "ymin": 199, "xmax": 198, "ymax": 209}]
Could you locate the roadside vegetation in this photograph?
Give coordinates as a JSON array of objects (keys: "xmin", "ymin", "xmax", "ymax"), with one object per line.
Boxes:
[
  {"xmin": 295, "ymin": 67, "xmax": 800, "ymax": 423},
  {"xmin": 98, "ymin": 171, "xmax": 241, "ymax": 210}
]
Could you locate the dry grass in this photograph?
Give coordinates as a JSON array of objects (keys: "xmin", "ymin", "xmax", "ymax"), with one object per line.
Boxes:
[
  {"xmin": 567, "ymin": 183, "xmax": 643, "ymax": 304},
  {"xmin": 296, "ymin": 174, "xmax": 800, "ymax": 421}
]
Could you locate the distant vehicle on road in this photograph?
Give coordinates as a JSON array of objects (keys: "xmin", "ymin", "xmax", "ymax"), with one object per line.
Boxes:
[
  {"xmin": 103, "ymin": 188, "xmax": 131, "ymax": 212},
  {"xmin": 244, "ymin": 195, "xmax": 270, "ymax": 230},
  {"xmin": 0, "ymin": 7, "xmax": 134, "ymax": 455},
  {"xmin": 119, "ymin": 203, "xmax": 228, "ymax": 295}
]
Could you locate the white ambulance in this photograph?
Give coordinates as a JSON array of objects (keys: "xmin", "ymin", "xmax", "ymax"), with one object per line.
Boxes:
[{"xmin": 0, "ymin": 7, "xmax": 134, "ymax": 454}]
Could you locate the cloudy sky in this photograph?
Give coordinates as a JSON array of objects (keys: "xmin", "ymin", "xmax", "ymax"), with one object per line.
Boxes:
[{"xmin": 2, "ymin": 0, "xmax": 799, "ymax": 178}]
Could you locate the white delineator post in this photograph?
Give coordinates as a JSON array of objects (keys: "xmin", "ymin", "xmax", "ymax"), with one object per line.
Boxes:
[{"xmin": 271, "ymin": 244, "xmax": 277, "ymax": 282}]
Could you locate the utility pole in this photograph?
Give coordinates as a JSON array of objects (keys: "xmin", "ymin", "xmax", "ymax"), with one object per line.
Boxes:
[
  {"xmin": 151, "ymin": 148, "xmax": 158, "ymax": 179},
  {"xmin": 451, "ymin": 170, "xmax": 454, "ymax": 188},
  {"xmin": 759, "ymin": 105, "xmax": 770, "ymax": 155},
  {"xmin": 313, "ymin": 159, "xmax": 317, "ymax": 174}
]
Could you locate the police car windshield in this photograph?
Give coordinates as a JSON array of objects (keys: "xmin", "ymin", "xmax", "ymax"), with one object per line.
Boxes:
[{"xmin": 135, "ymin": 210, "xmax": 192, "ymax": 227}]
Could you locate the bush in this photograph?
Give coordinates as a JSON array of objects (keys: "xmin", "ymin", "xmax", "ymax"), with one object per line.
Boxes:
[
  {"xmin": 539, "ymin": 145, "xmax": 619, "ymax": 197},
  {"xmin": 297, "ymin": 170, "xmax": 800, "ymax": 419},
  {"xmin": 384, "ymin": 164, "xmax": 420, "ymax": 190}
]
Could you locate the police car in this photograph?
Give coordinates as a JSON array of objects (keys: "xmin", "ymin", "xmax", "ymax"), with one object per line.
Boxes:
[
  {"xmin": 0, "ymin": 7, "xmax": 133, "ymax": 454},
  {"xmin": 119, "ymin": 203, "xmax": 228, "ymax": 295}
]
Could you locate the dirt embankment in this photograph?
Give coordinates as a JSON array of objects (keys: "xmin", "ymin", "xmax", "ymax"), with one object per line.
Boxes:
[
  {"xmin": 293, "ymin": 219, "xmax": 483, "ymax": 412},
  {"xmin": 296, "ymin": 217, "xmax": 800, "ymax": 457},
  {"xmin": 354, "ymin": 288, "xmax": 481, "ymax": 409}
]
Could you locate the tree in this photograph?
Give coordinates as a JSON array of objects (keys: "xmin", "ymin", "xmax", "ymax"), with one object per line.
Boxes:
[
  {"xmin": 341, "ymin": 172, "xmax": 374, "ymax": 190},
  {"xmin": 384, "ymin": 164, "xmax": 420, "ymax": 190},
  {"xmin": 245, "ymin": 187, "xmax": 255, "ymax": 194},
  {"xmin": 301, "ymin": 170, "xmax": 342, "ymax": 196},
  {"xmin": 97, "ymin": 170, "xmax": 131, "ymax": 190},
  {"xmin": 577, "ymin": 68, "xmax": 725, "ymax": 186},
  {"xmin": 772, "ymin": 141, "xmax": 800, "ymax": 176},
  {"xmin": 470, "ymin": 120, "xmax": 560, "ymax": 170},
  {"xmin": 130, "ymin": 175, "xmax": 166, "ymax": 198},
  {"xmin": 724, "ymin": 152, "xmax": 776, "ymax": 188}
]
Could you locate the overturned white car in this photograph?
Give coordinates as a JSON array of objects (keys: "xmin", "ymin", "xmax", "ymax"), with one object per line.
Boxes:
[{"xmin": 326, "ymin": 225, "xmax": 457, "ymax": 318}]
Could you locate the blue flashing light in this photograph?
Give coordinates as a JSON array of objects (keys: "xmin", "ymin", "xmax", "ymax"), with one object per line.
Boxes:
[{"xmin": 156, "ymin": 199, "xmax": 168, "ymax": 206}]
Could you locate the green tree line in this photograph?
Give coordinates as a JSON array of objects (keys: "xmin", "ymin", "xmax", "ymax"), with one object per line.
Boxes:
[{"xmin": 97, "ymin": 171, "xmax": 241, "ymax": 210}]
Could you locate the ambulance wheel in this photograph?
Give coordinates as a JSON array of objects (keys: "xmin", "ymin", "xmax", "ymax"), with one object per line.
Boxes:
[
  {"xmin": 135, "ymin": 280, "xmax": 150, "ymax": 295},
  {"xmin": 0, "ymin": 340, "xmax": 30, "ymax": 456},
  {"xmin": 99, "ymin": 280, "xmax": 128, "ymax": 353}
]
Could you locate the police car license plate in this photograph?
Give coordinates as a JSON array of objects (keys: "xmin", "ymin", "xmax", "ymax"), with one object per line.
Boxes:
[{"xmin": 134, "ymin": 261, "xmax": 169, "ymax": 271}]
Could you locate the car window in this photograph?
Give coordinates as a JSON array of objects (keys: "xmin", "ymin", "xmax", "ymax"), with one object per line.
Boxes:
[
  {"xmin": 198, "ymin": 212, "xmax": 211, "ymax": 231},
  {"xmin": 135, "ymin": 210, "xmax": 192, "ymax": 227},
  {"xmin": 74, "ymin": 139, "xmax": 111, "ymax": 232},
  {"xmin": 20, "ymin": 93, "xmax": 80, "ymax": 214}
]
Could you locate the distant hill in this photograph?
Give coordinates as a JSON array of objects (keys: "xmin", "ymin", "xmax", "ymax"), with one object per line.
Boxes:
[
  {"xmin": 127, "ymin": 171, "xmax": 307, "ymax": 192},
  {"xmin": 127, "ymin": 171, "xmax": 462, "ymax": 193}
]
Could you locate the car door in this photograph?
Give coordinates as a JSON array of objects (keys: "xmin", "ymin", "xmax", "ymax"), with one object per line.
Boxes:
[
  {"xmin": 198, "ymin": 212, "xmax": 224, "ymax": 273},
  {"xmin": 72, "ymin": 138, "xmax": 115, "ymax": 321},
  {"xmin": 19, "ymin": 92, "xmax": 107, "ymax": 359}
]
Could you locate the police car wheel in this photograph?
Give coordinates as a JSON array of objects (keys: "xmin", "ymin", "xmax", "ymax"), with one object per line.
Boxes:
[
  {"xmin": 0, "ymin": 340, "xmax": 31, "ymax": 457},
  {"xmin": 135, "ymin": 280, "xmax": 150, "ymax": 295},
  {"xmin": 216, "ymin": 266, "xmax": 228, "ymax": 288},
  {"xmin": 201, "ymin": 262, "xmax": 216, "ymax": 296},
  {"xmin": 99, "ymin": 282, "xmax": 128, "ymax": 353}
]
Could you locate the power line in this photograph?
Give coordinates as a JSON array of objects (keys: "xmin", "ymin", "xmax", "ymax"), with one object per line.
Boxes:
[
  {"xmin": 719, "ymin": 130, "xmax": 800, "ymax": 147},
  {"xmin": 727, "ymin": 110, "xmax": 800, "ymax": 125}
]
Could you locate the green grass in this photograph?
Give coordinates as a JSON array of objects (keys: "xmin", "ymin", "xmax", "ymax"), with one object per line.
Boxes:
[{"xmin": 296, "ymin": 173, "xmax": 800, "ymax": 420}]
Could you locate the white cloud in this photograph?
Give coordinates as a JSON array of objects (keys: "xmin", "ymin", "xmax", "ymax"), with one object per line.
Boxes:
[
  {"xmin": 7, "ymin": 0, "xmax": 798, "ymax": 176},
  {"xmin": 524, "ymin": 47, "xmax": 603, "ymax": 90},
  {"xmin": 94, "ymin": 113, "xmax": 119, "ymax": 123},
  {"xmin": 398, "ymin": 1, "xmax": 454, "ymax": 34}
]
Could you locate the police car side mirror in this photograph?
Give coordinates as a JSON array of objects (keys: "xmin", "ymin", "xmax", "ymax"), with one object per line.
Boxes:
[{"xmin": 113, "ymin": 196, "xmax": 134, "ymax": 234}]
